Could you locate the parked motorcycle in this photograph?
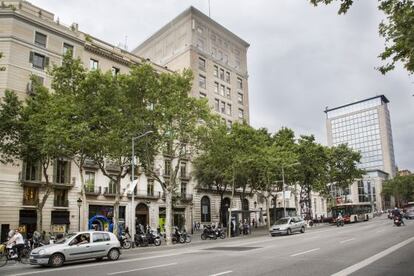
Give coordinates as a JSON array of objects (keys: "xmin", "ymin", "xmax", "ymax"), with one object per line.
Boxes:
[
  {"xmin": 134, "ymin": 231, "xmax": 149, "ymax": 247},
  {"xmin": 181, "ymin": 228, "xmax": 191, "ymax": 243},
  {"xmin": 119, "ymin": 234, "xmax": 132, "ymax": 249},
  {"xmin": 213, "ymin": 225, "xmax": 226, "ymax": 239},
  {"xmin": 201, "ymin": 225, "xmax": 217, "ymax": 240},
  {"xmin": 146, "ymin": 228, "xmax": 161, "ymax": 246}
]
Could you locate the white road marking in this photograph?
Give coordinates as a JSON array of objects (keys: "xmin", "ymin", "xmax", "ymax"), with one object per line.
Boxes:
[
  {"xmin": 331, "ymin": 236, "xmax": 414, "ymax": 276},
  {"xmin": 290, "ymin": 248, "xmax": 320, "ymax": 257},
  {"xmin": 340, "ymin": 238, "xmax": 355, "ymax": 244},
  {"xmin": 107, "ymin": 262, "xmax": 177, "ymax": 275},
  {"xmin": 210, "ymin": 271, "xmax": 233, "ymax": 276}
]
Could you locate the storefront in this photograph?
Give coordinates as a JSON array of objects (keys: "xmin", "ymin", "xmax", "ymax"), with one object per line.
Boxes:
[
  {"xmin": 88, "ymin": 205, "xmax": 126, "ymax": 221},
  {"xmin": 19, "ymin": 209, "xmax": 37, "ymax": 237},
  {"xmin": 159, "ymin": 207, "xmax": 186, "ymax": 231},
  {"xmin": 51, "ymin": 210, "xmax": 70, "ymax": 234}
]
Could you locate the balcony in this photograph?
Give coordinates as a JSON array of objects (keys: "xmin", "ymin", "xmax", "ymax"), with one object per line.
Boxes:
[
  {"xmin": 54, "ymin": 199, "xmax": 69, "ymax": 207},
  {"xmin": 128, "ymin": 190, "xmax": 163, "ymax": 200},
  {"xmin": 23, "ymin": 198, "xmax": 38, "ymax": 206},
  {"xmin": 83, "ymin": 159, "xmax": 99, "ymax": 169},
  {"xmin": 85, "ymin": 186, "xmax": 101, "ymax": 196},
  {"xmin": 103, "ymin": 187, "xmax": 117, "ymax": 196},
  {"xmin": 105, "ymin": 161, "xmax": 120, "ymax": 172},
  {"xmin": 180, "ymin": 194, "xmax": 193, "ymax": 202},
  {"xmin": 53, "ymin": 181, "xmax": 74, "ymax": 189}
]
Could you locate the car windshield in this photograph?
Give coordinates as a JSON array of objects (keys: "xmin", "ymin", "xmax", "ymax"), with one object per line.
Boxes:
[
  {"xmin": 54, "ymin": 233, "xmax": 76, "ymax": 244},
  {"xmin": 274, "ymin": 218, "xmax": 289, "ymax": 225}
]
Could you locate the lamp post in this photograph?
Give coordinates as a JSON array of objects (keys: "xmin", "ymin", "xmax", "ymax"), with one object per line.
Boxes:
[
  {"xmin": 77, "ymin": 198, "xmax": 82, "ymax": 232},
  {"xmin": 131, "ymin": 130, "xmax": 153, "ymax": 243},
  {"xmin": 281, "ymin": 162, "xmax": 300, "ymax": 218},
  {"xmin": 254, "ymin": 201, "xmax": 257, "ymax": 228}
]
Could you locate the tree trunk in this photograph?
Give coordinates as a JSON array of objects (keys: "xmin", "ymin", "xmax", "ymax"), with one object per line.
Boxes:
[
  {"xmin": 36, "ymin": 206, "xmax": 43, "ymax": 232},
  {"xmin": 265, "ymin": 196, "xmax": 271, "ymax": 229},
  {"xmin": 113, "ymin": 178, "xmax": 121, "ymax": 237},
  {"xmin": 37, "ymin": 163, "xmax": 52, "ymax": 232},
  {"xmin": 165, "ymin": 189, "xmax": 173, "ymax": 245},
  {"xmin": 78, "ymin": 166, "xmax": 87, "ymax": 231}
]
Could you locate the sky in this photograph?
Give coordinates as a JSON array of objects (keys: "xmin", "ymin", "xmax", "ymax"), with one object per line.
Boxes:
[{"xmin": 29, "ymin": 0, "xmax": 414, "ymax": 171}]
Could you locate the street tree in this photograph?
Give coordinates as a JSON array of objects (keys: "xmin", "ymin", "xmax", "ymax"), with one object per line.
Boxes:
[
  {"xmin": 140, "ymin": 69, "xmax": 214, "ymax": 245},
  {"xmin": 382, "ymin": 174, "xmax": 414, "ymax": 206},
  {"xmin": 310, "ymin": 0, "xmax": 414, "ymax": 75}
]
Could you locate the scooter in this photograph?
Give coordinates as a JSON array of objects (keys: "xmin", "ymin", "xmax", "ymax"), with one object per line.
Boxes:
[
  {"xmin": 134, "ymin": 231, "xmax": 149, "ymax": 247},
  {"xmin": 336, "ymin": 219, "xmax": 344, "ymax": 227},
  {"xmin": 119, "ymin": 234, "xmax": 132, "ymax": 249},
  {"xmin": 201, "ymin": 225, "xmax": 217, "ymax": 240},
  {"xmin": 146, "ymin": 228, "xmax": 161, "ymax": 246},
  {"xmin": 213, "ymin": 226, "xmax": 226, "ymax": 239},
  {"xmin": 394, "ymin": 216, "xmax": 402, "ymax": 227}
]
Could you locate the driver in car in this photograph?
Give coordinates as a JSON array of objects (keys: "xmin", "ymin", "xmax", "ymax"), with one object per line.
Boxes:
[{"xmin": 78, "ymin": 235, "xmax": 89, "ymax": 245}]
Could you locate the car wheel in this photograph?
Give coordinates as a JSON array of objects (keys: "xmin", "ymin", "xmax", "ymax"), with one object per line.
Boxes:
[
  {"xmin": 300, "ymin": 226, "xmax": 305, "ymax": 233},
  {"xmin": 107, "ymin": 248, "xmax": 120, "ymax": 261},
  {"xmin": 286, "ymin": 228, "xmax": 292, "ymax": 235},
  {"xmin": 49, "ymin": 253, "xmax": 65, "ymax": 267}
]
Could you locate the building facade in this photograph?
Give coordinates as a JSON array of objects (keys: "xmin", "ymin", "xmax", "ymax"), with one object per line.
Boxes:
[{"xmin": 325, "ymin": 95, "xmax": 397, "ymax": 210}]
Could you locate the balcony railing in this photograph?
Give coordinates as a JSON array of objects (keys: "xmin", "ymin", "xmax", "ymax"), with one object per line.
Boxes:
[
  {"xmin": 54, "ymin": 199, "xmax": 69, "ymax": 207},
  {"xmin": 103, "ymin": 187, "xmax": 117, "ymax": 196},
  {"xmin": 128, "ymin": 190, "xmax": 163, "ymax": 200},
  {"xmin": 23, "ymin": 198, "xmax": 38, "ymax": 206},
  {"xmin": 85, "ymin": 186, "xmax": 101, "ymax": 196}
]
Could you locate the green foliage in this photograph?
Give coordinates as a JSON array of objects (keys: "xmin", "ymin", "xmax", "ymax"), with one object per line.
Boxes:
[
  {"xmin": 382, "ymin": 175, "xmax": 414, "ymax": 206},
  {"xmin": 310, "ymin": 0, "xmax": 414, "ymax": 75}
]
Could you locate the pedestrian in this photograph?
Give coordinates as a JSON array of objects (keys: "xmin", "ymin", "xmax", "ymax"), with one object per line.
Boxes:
[{"xmin": 125, "ymin": 226, "xmax": 130, "ymax": 239}]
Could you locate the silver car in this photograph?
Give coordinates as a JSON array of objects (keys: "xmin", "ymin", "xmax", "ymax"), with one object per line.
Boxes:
[
  {"xmin": 30, "ymin": 231, "xmax": 121, "ymax": 267},
  {"xmin": 269, "ymin": 217, "xmax": 306, "ymax": 236}
]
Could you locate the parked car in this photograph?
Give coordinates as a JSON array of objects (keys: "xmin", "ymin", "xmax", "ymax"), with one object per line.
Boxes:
[
  {"xmin": 29, "ymin": 231, "xmax": 121, "ymax": 267},
  {"xmin": 404, "ymin": 208, "xmax": 414, "ymax": 219},
  {"xmin": 269, "ymin": 217, "xmax": 306, "ymax": 236}
]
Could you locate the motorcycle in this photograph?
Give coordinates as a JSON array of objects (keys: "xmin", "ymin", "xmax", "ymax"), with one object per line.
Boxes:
[
  {"xmin": 394, "ymin": 216, "xmax": 402, "ymax": 227},
  {"xmin": 181, "ymin": 228, "xmax": 191, "ymax": 243},
  {"xmin": 201, "ymin": 225, "xmax": 217, "ymax": 240},
  {"xmin": 213, "ymin": 226, "xmax": 226, "ymax": 239},
  {"xmin": 119, "ymin": 234, "xmax": 132, "ymax": 249},
  {"xmin": 134, "ymin": 231, "xmax": 149, "ymax": 247},
  {"xmin": 336, "ymin": 219, "xmax": 344, "ymax": 227},
  {"xmin": 146, "ymin": 228, "xmax": 161, "ymax": 246}
]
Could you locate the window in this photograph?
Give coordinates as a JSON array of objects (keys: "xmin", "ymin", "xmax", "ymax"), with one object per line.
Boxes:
[
  {"xmin": 225, "ymin": 71, "xmax": 230, "ymax": 83},
  {"xmin": 23, "ymin": 186, "xmax": 38, "ymax": 205},
  {"xmin": 23, "ymin": 160, "xmax": 41, "ymax": 181},
  {"xmin": 237, "ymin": 92, "xmax": 243, "ymax": 104},
  {"xmin": 214, "ymin": 99, "xmax": 220, "ymax": 112},
  {"xmin": 108, "ymin": 178, "xmax": 116, "ymax": 194},
  {"xmin": 54, "ymin": 189, "xmax": 68, "ymax": 207},
  {"xmin": 34, "ymin": 32, "xmax": 47, "ymax": 47},
  {"xmin": 226, "ymin": 87, "xmax": 231, "ymax": 99},
  {"xmin": 55, "ymin": 159, "xmax": 70, "ymax": 184},
  {"xmin": 238, "ymin": 108, "xmax": 244, "ymax": 119},
  {"xmin": 30, "ymin": 52, "xmax": 48, "ymax": 69},
  {"xmin": 85, "ymin": 171, "xmax": 95, "ymax": 193},
  {"xmin": 111, "ymin": 67, "xmax": 120, "ymax": 76},
  {"xmin": 164, "ymin": 159, "xmax": 171, "ymax": 176},
  {"xmin": 214, "ymin": 82, "xmax": 219, "ymax": 94},
  {"xmin": 147, "ymin": 179, "xmax": 154, "ymax": 196},
  {"xmin": 93, "ymin": 232, "xmax": 110, "ymax": 242},
  {"xmin": 220, "ymin": 85, "xmax": 225, "ymax": 96},
  {"xmin": 237, "ymin": 77, "xmax": 243, "ymax": 89},
  {"xmin": 201, "ymin": 196, "xmax": 211, "ymax": 222},
  {"xmin": 199, "ymin": 92, "xmax": 207, "ymax": 98},
  {"xmin": 213, "ymin": 65, "xmax": 218, "ymax": 77},
  {"xmin": 226, "ymin": 120, "xmax": 232, "ymax": 129},
  {"xmin": 181, "ymin": 182, "xmax": 187, "ymax": 195},
  {"xmin": 226, "ymin": 103, "xmax": 232, "ymax": 116},
  {"xmin": 198, "ymin": 57, "xmax": 206, "ymax": 71},
  {"xmin": 89, "ymin": 58, "xmax": 99, "ymax": 70},
  {"xmin": 198, "ymin": 75, "xmax": 206, "ymax": 89},
  {"xmin": 220, "ymin": 101, "xmax": 225, "ymax": 114},
  {"xmin": 180, "ymin": 162, "xmax": 187, "ymax": 178},
  {"xmin": 63, "ymin": 43, "xmax": 73, "ymax": 56},
  {"xmin": 219, "ymin": 69, "xmax": 224, "ymax": 80}
]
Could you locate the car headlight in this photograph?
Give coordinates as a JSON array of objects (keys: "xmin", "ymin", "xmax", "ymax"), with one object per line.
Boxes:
[{"xmin": 38, "ymin": 249, "xmax": 46, "ymax": 255}]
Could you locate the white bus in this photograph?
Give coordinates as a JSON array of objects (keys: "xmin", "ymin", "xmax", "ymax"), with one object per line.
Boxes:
[{"xmin": 331, "ymin": 203, "xmax": 373, "ymax": 223}]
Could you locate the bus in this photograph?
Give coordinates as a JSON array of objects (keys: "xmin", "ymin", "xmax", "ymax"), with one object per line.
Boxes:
[{"xmin": 331, "ymin": 203, "xmax": 373, "ymax": 223}]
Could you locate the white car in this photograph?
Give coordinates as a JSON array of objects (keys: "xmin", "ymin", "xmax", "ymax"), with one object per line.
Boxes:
[
  {"xmin": 30, "ymin": 231, "xmax": 121, "ymax": 267},
  {"xmin": 269, "ymin": 217, "xmax": 306, "ymax": 236}
]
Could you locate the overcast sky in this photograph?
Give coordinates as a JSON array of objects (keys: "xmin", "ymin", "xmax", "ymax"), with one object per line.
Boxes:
[{"xmin": 30, "ymin": 0, "xmax": 414, "ymax": 171}]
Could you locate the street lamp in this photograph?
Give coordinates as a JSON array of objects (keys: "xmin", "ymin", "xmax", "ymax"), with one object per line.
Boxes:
[
  {"xmin": 77, "ymin": 198, "xmax": 82, "ymax": 232},
  {"xmin": 281, "ymin": 162, "xmax": 300, "ymax": 218},
  {"xmin": 131, "ymin": 130, "xmax": 153, "ymax": 242},
  {"xmin": 254, "ymin": 201, "xmax": 257, "ymax": 228}
]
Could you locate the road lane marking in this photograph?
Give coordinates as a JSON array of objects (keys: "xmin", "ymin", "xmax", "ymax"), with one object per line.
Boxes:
[
  {"xmin": 210, "ymin": 270, "xmax": 233, "ymax": 276},
  {"xmin": 107, "ymin": 262, "xmax": 177, "ymax": 275},
  {"xmin": 331, "ymin": 236, "xmax": 414, "ymax": 276},
  {"xmin": 340, "ymin": 238, "xmax": 355, "ymax": 244},
  {"xmin": 290, "ymin": 248, "xmax": 320, "ymax": 257}
]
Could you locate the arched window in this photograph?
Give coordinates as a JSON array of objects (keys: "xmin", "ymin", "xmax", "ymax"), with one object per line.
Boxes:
[{"xmin": 201, "ymin": 196, "xmax": 211, "ymax": 222}]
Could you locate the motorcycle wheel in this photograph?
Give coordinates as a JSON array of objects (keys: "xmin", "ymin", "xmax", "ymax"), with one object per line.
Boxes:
[
  {"xmin": 201, "ymin": 233, "xmax": 207, "ymax": 240},
  {"xmin": 154, "ymin": 238, "xmax": 161, "ymax": 246},
  {"xmin": 185, "ymin": 235, "xmax": 191, "ymax": 243},
  {"xmin": 220, "ymin": 232, "xmax": 226, "ymax": 239},
  {"xmin": 179, "ymin": 236, "xmax": 185, "ymax": 243},
  {"xmin": 122, "ymin": 240, "xmax": 131, "ymax": 249},
  {"xmin": 212, "ymin": 234, "xmax": 217, "ymax": 240}
]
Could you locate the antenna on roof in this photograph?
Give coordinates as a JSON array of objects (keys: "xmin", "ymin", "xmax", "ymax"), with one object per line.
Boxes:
[{"xmin": 208, "ymin": 0, "xmax": 211, "ymax": 17}]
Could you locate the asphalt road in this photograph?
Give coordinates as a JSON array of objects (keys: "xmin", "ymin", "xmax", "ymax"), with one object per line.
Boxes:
[{"xmin": 1, "ymin": 217, "xmax": 413, "ymax": 276}]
